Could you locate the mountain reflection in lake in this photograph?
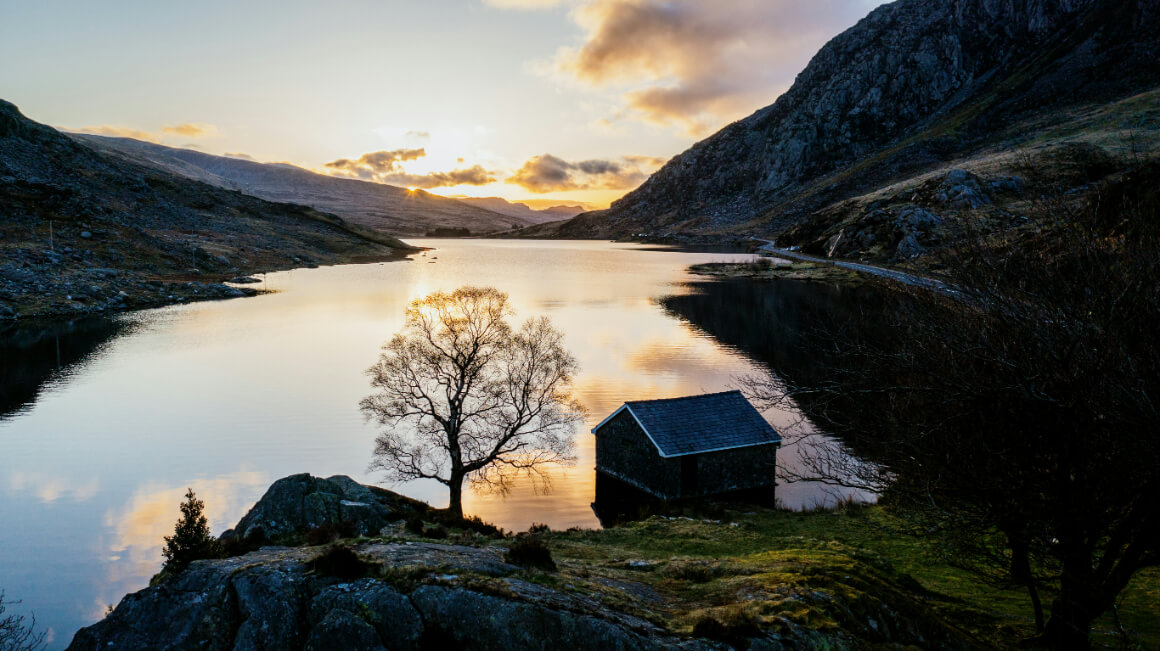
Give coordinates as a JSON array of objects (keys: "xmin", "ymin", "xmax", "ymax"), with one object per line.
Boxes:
[
  {"xmin": 0, "ymin": 240, "xmax": 874, "ymax": 648},
  {"xmin": 0, "ymin": 317, "xmax": 130, "ymax": 420}
]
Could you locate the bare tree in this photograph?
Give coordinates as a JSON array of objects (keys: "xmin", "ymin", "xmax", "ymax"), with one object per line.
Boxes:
[
  {"xmin": 0, "ymin": 591, "xmax": 45, "ymax": 651},
  {"xmin": 361, "ymin": 286, "xmax": 584, "ymax": 520}
]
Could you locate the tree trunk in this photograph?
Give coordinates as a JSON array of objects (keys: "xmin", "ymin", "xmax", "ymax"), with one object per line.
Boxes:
[
  {"xmin": 1036, "ymin": 595, "xmax": 1097, "ymax": 651},
  {"xmin": 1007, "ymin": 532, "xmax": 1045, "ymax": 632},
  {"xmin": 447, "ymin": 471, "xmax": 465, "ymax": 521}
]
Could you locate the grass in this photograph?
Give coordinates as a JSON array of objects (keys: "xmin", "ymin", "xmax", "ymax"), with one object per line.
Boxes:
[{"xmin": 539, "ymin": 505, "xmax": 1159, "ymax": 649}]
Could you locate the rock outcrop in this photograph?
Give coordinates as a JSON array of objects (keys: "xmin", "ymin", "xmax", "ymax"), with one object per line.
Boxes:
[
  {"xmin": 224, "ymin": 473, "xmax": 430, "ymax": 543},
  {"xmin": 548, "ymin": 0, "xmax": 1160, "ymax": 243},
  {"xmin": 67, "ymin": 543, "xmax": 712, "ymax": 651},
  {"xmin": 68, "ymin": 475, "xmax": 975, "ymax": 650}
]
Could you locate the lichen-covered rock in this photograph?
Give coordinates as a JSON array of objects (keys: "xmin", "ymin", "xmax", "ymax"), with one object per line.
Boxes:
[
  {"xmin": 68, "ymin": 476, "xmax": 976, "ymax": 651},
  {"xmin": 225, "ymin": 473, "xmax": 428, "ymax": 543},
  {"xmin": 66, "ymin": 544, "xmax": 717, "ymax": 651},
  {"xmin": 308, "ymin": 580, "xmax": 423, "ymax": 650}
]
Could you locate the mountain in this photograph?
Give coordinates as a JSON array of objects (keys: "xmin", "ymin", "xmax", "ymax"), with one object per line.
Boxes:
[
  {"xmin": 453, "ymin": 196, "xmax": 585, "ymax": 224},
  {"xmin": 74, "ymin": 135, "xmax": 530, "ymax": 236},
  {"xmin": 0, "ymin": 99, "xmax": 409, "ymax": 319},
  {"xmin": 542, "ymin": 0, "xmax": 1160, "ymax": 260}
]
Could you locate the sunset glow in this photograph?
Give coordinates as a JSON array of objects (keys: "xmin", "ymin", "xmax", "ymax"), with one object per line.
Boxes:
[{"xmin": 0, "ymin": 0, "xmax": 885, "ymax": 208}]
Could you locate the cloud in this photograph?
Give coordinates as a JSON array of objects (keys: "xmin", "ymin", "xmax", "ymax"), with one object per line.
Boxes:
[
  {"xmin": 325, "ymin": 148, "xmax": 428, "ymax": 180},
  {"xmin": 382, "ymin": 165, "xmax": 498, "ymax": 189},
  {"xmin": 325, "ymin": 148, "xmax": 496, "ymax": 188},
  {"xmin": 483, "ymin": 0, "xmax": 563, "ymax": 8},
  {"xmin": 224, "ymin": 152, "xmax": 254, "ymax": 161},
  {"xmin": 405, "ymin": 130, "xmax": 431, "ymax": 140},
  {"xmin": 162, "ymin": 123, "xmax": 216, "ymax": 138},
  {"xmin": 553, "ymin": 0, "xmax": 884, "ymax": 135},
  {"xmin": 70, "ymin": 125, "xmax": 161, "ymax": 143},
  {"xmin": 508, "ymin": 153, "xmax": 664, "ymax": 193}
]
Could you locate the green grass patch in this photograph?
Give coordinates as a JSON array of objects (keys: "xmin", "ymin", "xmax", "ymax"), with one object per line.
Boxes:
[{"xmin": 540, "ymin": 506, "xmax": 1158, "ymax": 648}]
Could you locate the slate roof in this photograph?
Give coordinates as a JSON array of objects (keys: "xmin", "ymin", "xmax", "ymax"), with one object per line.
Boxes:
[{"xmin": 593, "ymin": 391, "xmax": 781, "ymax": 458}]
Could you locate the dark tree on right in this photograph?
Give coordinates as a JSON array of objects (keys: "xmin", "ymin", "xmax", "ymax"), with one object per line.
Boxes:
[{"xmin": 746, "ymin": 168, "xmax": 1160, "ymax": 649}]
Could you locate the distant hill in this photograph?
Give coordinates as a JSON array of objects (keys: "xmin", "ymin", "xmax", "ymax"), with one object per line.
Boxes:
[
  {"xmin": 453, "ymin": 196, "xmax": 584, "ymax": 224},
  {"xmin": 538, "ymin": 0, "xmax": 1160, "ymax": 261},
  {"xmin": 73, "ymin": 135, "xmax": 528, "ymax": 236},
  {"xmin": 0, "ymin": 99, "xmax": 409, "ymax": 319}
]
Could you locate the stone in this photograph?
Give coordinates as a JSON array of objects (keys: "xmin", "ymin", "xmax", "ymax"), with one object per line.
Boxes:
[
  {"xmin": 80, "ymin": 231, "xmax": 92, "ymax": 239},
  {"xmin": 305, "ymin": 611, "xmax": 387, "ymax": 651},
  {"xmin": 233, "ymin": 473, "xmax": 427, "ymax": 542}
]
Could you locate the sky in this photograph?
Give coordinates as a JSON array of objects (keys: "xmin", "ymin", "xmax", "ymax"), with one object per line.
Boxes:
[{"xmin": 0, "ymin": 0, "xmax": 887, "ymax": 208}]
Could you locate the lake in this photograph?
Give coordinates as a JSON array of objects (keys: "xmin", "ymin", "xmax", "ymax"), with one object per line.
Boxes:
[{"xmin": 0, "ymin": 239, "xmax": 867, "ymax": 648}]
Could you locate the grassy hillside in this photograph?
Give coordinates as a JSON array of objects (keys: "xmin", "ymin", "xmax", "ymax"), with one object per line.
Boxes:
[
  {"xmin": 0, "ymin": 99, "xmax": 413, "ymax": 319},
  {"xmin": 75, "ymin": 135, "xmax": 533, "ymax": 236}
]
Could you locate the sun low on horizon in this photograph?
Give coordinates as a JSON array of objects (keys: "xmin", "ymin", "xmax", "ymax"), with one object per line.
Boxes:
[{"xmin": 0, "ymin": 0, "xmax": 886, "ymax": 210}]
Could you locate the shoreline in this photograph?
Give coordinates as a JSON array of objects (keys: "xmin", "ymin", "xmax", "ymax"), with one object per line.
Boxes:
[
  {"xmin": 687, "ymin": 260, "xmax": 867, "ymax": 285},
  {"xmin": 0, "ymin": 247, "xmax": 416, "ymax": 323}
]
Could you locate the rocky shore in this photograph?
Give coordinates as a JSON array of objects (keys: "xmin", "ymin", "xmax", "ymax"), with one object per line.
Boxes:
[{"xmin": 68, "ymin": 474, "xmax": 976, "ymax": 650}]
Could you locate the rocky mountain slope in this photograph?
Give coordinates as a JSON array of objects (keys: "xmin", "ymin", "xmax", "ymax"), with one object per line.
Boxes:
[
  {"xmin": 74, "ymin": 135, "xmax": 536, "ymax": 236},
  {"xmin": 453, "ymin": 196, "xmax": 584, "ymax": 224},
  {"xmin": 69, "ymin": 474, "xmax": 976, "ymax": 650},
  {"xmin": 541, "ymin": 0, "xmax": 1160, "ymax": 260},
  {"xmin": 0, "ymin": 99, "xmax": 411, "ymax": 319}
]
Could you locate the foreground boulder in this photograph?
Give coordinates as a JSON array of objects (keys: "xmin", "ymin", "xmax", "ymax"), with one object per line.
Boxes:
[
  {"xmin": 223, "ymin": 473, "xmax": 429, "ymax": 544},
  {"xmin": 67, "ymin": 542, "xmax": 712, "ymax": 651}
]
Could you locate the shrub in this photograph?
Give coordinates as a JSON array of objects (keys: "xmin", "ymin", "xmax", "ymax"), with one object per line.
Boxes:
[
  {"xmin": 661, "ymin": 560, "xmax": 726, "ymax": 583},
  {"xmin": 305, "ymin": 521, "xmax": 358, "ymax": 546},
  {"xmin": 428, "ymin": 511, "xmax": 505, "ymax": 538},
  {"xmin": 309, "ymin": 544, "xmax": 377, "ymax": 579},
  {"xmin": 504, "ymin": 534, "xmax": 556, "ymax": 571},
  {"xmin": 421, "ymin": 524, "xmax": 448, "ymax": 539},
  {"xmin": 405, "ymin": 515, "xmax": 426, "ymax": 536},
  {"xmin": 692, "ymin": 614, "xmax": 762, "ymax": 648},
  {"xmin": 162, "ymin": 489, "xmax": 221, "ymax": 574}
]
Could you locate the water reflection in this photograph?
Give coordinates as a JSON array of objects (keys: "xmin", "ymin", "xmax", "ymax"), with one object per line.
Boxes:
[
  {"xmin": 660, "ymin": 278, "xmax": 882, "ymax": 508},
  {"xmin": 101, "ymin": 470, "xmax": 269, "ymax": 589},
  {"xmin": 0, "ymin": 317, "xmax": 128, "ymax": 420},
  {"xmin": 0, "ymin": 240, "xmax": 881, "ymax": 648}
]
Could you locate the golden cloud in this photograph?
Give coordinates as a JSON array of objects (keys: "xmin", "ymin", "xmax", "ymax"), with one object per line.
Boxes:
[
  {"xmin": 325, "ymin": 148, "xmax": 428, "ymax": 180},
  {"xmin": 325, "ymin": 149, "xmax": 498, "ymax": 188},
  {"xmin": 553, "ymin": 0, "xmax": 883, "ymax": 135},
  {"xmin": 162, "ymin": 123, "xmax": 216, "ymax": 138},
  {"xmin": 383, "ymin": 165, "xmax": 498, "ymax": 189},
  {"xmin": 507, "ymin": 153, "xmax": 664, "ymax": 193}
]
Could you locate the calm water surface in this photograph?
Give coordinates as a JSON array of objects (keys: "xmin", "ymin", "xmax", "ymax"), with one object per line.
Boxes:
[{"xmin": 0, "ymin": 239, "xmax": 860, "ymax": 647}]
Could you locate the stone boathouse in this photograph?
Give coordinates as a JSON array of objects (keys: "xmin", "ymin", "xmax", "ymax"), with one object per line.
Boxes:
[{"xmin": 592, "ymin": 391, "xmax": 781, "ymax": 501}]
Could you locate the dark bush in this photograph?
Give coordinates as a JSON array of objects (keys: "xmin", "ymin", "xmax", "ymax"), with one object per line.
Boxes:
[
  {"xmin": 692, "ymin": 615, "xmax": 762, "ymax": 648},
  {"xmin": 421, "ymin": 524, "xmax": 448, "ymax": 540},
  {"xmin": 309, "ymin": 544, "xmax": 377, "ymax": 580},
  {"xmin": 527, "ymin": 522, "xmax": 550, "ymax": 534},
  {"xmin": 504, "ymin": 534, "xmax": 556, "ymax": 571},
  {"xmin": 306, "ymin": 522, "xmax": 344, "ymax": 546},
  {"xmin": 405, "ymin": 516, "xmax": 426, "ymax": 536}
]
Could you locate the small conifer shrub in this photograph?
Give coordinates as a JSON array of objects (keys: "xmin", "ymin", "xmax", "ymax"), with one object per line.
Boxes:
[{"xmin": 162, "ymin": 489, "xmax": 221, "ymax": 573}]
